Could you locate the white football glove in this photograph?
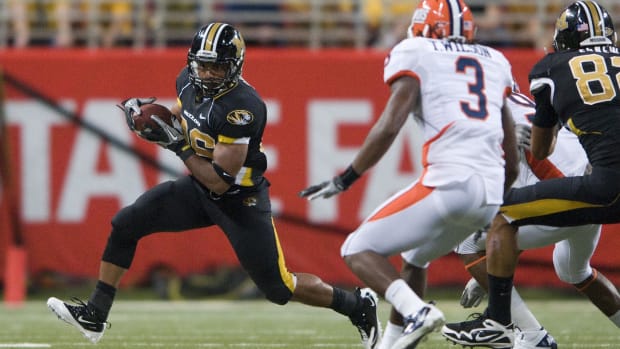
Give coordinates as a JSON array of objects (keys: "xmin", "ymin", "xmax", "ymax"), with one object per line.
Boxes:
[
  {"xmin": 460, "ymin": 278, "xmax": 486, "ymax": 308},
  {"xmin": 118, "ymin": 97, "xmax": 157, "ymax": 132},
  {"xmin": 151, "ymin": 115, "xmax": 195, "ymax": 160},
  {"xmin": 151, "ymin": 115, "xmax": 184, "ymax": 148},
  {"xmin": 515, "ymin": 124, "xmax": 532, "ymax": 151},
  {"xmin": 299, "ymin": 166, "xmax": 360, "ymax": 200},
  {"xmin": 298, "ymin": 177, "xmax": 346, "ymax": 200}
]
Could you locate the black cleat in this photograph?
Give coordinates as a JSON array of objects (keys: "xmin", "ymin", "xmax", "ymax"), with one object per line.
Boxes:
[
  {"xmin": 349, "ymin": 288, "xmax": 381, "ymax": 349},
  {"xmin": 441, "ymin": 313, "xmax": 514, "ymax": 349}
]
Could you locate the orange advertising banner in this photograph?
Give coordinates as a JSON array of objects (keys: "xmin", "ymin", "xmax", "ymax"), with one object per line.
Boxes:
[{"xmin": 0, "ymin": 48, "xmax": 618, "ymax": 289}]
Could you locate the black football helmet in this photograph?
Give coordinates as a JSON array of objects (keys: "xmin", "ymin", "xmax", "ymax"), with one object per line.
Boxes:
[
  {"xmin": 553, "ymin": 0, "xmax": 616, "ymax": 51},
  {"xmin": 187, "ymin": 23, "xmax": 245, "ymax": 97}
]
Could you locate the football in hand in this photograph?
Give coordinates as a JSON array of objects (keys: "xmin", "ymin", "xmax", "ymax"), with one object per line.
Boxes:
[{"xmin": 131, "ymin": 103, "xmax": 176, "ymax": 142}]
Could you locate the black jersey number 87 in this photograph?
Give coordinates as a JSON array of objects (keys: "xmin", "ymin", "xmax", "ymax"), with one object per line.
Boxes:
[{"xmin": 569, "ymin": 54, "xmax": 620, "ymax": 105}]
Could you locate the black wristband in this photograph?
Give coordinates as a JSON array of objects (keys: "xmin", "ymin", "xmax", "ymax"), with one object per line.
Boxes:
[
  {"xmin": 339, "ymin": 165, "xmax": 360, "ymax": 189},
  {"xmin": 212, "ymin": 161, "xmax": 236, "ymax": 185},
  {"xmin": 176, "ymin": 143, "xmax": 195, "ymax": 161}
]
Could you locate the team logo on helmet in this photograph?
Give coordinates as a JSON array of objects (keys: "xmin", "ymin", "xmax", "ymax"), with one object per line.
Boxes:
[
  {"xmin": 232, "ymin": 34, "xmax": 245, "ymax": 58},
  {"xmin": 556, "ymin": 11, "xmax": 569, "ymax": 31},
  {"xmin": 553, "ymin": 0, "xmax": 616, "ymax": 51},
  {"xmin": 408, "ymin": 0, "xmax": 475, "ymax": 42},
  {"xmin": 605, "ymin": 27, "xmax": 615, "ymax": 37},
  {"xmin": 226, "ymin": 110, "xmax": 254, "ymax": 125},
  {"xmin": 412, "ymin": 8, "xmax": 429, "ymax": 24}
]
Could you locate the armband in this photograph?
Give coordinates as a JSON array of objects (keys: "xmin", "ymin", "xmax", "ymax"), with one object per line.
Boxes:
[
  {"xmin": 176, "ymin": 143, "xmax": 195, "ymax": 162},
  {"xmin": 212, "ymin": 162, "xmax": 236, "ymax": 185},
  {"xmin": 339, "ymin": 165, "xmax": 361, "ymax": 189}
]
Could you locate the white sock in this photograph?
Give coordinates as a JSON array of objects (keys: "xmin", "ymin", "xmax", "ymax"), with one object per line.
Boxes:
[
  {"xmin": 384, "ymin": 279, "xmax": 425, "ymax": 317},
  {"xmin": 377, "ymin": 321, "xmax": 403, "ymax": 349},
  {"xmin": 609, "ymin": 310, "xmax": 620, "ymax": 328},
  {"xmin": 510, "ymin": 287, "xmax": 541, "ymax": 331}
]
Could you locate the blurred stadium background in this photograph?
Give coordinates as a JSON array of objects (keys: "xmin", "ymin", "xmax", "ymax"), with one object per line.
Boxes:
[
  {"xmin": 0, "ymin": 0, "xmax": 619, "ymax": 311},
  {"xmin": 2, "ymin": 0, "xmax": 620, "ymax": 50}
]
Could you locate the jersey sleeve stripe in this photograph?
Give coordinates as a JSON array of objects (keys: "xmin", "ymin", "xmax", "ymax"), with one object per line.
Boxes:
[
  {"xmin": 217, "ymin": 135, "xmax": 250, "ymax": 144},
  {"xmin": 386, "ymin": 71, "xmax": 420, "ymax": 85}
]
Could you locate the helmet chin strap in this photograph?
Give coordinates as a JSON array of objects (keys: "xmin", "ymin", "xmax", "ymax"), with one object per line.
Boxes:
[
  {"xmin": 189, "ymin": 65, "xmax": 236, "ymax": 98},
  {"xmin": 196, "ymin": 76, "xmax": 236, "ymax": 99}
]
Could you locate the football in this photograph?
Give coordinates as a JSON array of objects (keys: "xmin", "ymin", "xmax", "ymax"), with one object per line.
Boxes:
[{"xmin": 132, "ymin": 103, "xmax": 174, "ymax": 133}]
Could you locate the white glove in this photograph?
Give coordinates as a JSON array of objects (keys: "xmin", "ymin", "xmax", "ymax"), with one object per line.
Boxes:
[
  {"xmin": 515, "ymin": 124, "xmax": 532, "ymax": 151},
  {"xmin": 460, "ymin": 278, "xmax": 486, "ymax": 308},
  {"xmin": 151, "ymin": 115, "xmax": 184, "ymax": 148},
  {"xmin": 298, "ymin": 177, "xmax": 346, "ymax": 200},
  {"xmin": 119, "ymin": 97, "xmax": 157, "ymax": 132},
  {"xmin": 299, "ymin": 166, "xmax": 360, "ymax": 200}
]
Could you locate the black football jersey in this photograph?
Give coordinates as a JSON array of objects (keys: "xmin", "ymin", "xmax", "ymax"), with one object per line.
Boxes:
[
  {"xmin": 175, "ymin": 68, "xmax": 267, "ymax": 187},
  {"xmin": 529, "ymin": 46, "xmax": 620, "ymax": 170}
]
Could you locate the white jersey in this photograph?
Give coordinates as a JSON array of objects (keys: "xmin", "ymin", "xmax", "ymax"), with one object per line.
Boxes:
[
  {"xmin": 508, "ymin": 92, "xmax": 589, "ymax": 185},
  {"xmin": 384, "ymin": 37, "xmax": 513, "ymax": 204},
  {"xmin": 454, "ymin": 93, "xmax": 599, "ymax": 285}
]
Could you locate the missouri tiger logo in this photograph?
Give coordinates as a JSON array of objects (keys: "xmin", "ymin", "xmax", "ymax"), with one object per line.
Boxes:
[
  {"xmin": 226, "ymin": 110, "xmax": 254, "ymax": 125},
  {"xmin": 243, "ymin": 196, "xmax": 257, "ymax": 207},
  {"xmin": 556, "ymin": 11, "xmax": 568, "ymax": 31}
]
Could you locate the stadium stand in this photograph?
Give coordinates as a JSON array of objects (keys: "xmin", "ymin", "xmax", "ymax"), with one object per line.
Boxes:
[{"xmin": 0, "ymin": 0, "xmax": 618, "ymax": 50}]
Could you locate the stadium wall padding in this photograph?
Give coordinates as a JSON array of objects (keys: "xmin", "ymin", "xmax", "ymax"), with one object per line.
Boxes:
[{"xmin": 0, "ymin": 48, "xmax": 619, "ymax": 289}]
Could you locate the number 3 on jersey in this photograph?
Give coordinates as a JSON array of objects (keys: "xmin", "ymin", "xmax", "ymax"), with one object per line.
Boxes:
[
  {"xmin": 456, "ymin": 57, "xmax": 488, "ymax": 119},
  {"xmin": 569, "ymin": 54, "xmax": 620, "ymax": 105}
]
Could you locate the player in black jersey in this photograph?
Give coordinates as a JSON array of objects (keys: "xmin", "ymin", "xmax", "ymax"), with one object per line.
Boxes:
[
  {"xmin": 443, "ymin": 2, "xmax": 620, "ymax": 348},
  {"xmin": 46, "ymin": 22, "xmax": 381, "ymax": 348}
]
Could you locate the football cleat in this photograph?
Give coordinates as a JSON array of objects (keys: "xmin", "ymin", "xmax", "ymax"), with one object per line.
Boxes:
[
  {"xmin": 514, "ymin": 327, "xmax": 558, "ymax": 349},
  {"xmin": 47, "ymin": 297, "xmax": 109, "ymax": 343},
  {"xmin": 441, "ymin": 313, "xmax": 514, "ymax": 349},
  {"xmin": 392, "ymin": 302, "xmax": 445, "ymax": 349},
  {"xmin": 349, "ymin": 288, "xmax": 381, "ymax": 349}
]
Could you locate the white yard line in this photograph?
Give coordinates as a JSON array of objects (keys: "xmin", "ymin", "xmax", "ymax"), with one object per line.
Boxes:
[{"xmin": 0, "ymin": 344, "xmax": 51, "ymax": 348}]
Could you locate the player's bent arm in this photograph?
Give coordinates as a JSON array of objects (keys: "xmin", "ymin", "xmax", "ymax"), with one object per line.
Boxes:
[
  {"xmin": 350, "ymin": 75, "xmax": 419, "ymax": 174},
  {"xmin": 185, "ymin": 142, "xmax": 248, "ymax": 195},
  {"xmin": 501, "ymin": 102, "xmax": 519, "ymax": 192},
  {"xmin": 530, "ymin": 84, "xmax": 559, "ymax": 160},
  {"xmin": 531, "ymin": 124, "xmax": 558, "ymax": 160}
]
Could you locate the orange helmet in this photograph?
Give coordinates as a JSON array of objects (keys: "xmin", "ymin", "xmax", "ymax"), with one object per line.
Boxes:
[{"xmin": 408, "ymin": 0, "xmax": 475, "ymax": 42}]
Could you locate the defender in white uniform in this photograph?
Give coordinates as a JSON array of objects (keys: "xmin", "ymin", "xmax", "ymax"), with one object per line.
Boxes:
[
  {"xmin": 299, "ymin": 1, "xmax": 519, "ymax": 348},
  {"xmin": 442, "ymin": 92, "xmax": 620, "ymax": 349}
]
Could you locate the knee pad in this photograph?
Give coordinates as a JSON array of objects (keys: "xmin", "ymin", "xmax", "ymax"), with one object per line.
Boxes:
[
  {"xmin": 250, "ymin": 270, "xmax": 295, "ymax": 306},
  {"xmin": 102, "ymin": 207, "xmax": 148, "ymax": 269},
  {"xmin": 260, "ymin": 283, "xmax": 293, "ymax": 305},
  {"xmin": 111, "ymin": 206, "xmax": 131, "ymax": 231},
  {"xmin": 400, "ymin": 250, "xmax": 431, "ymax": 269},
  {"xmin": 553, "ymin": 242, "xmax": 593, "ymax": 284},
  {"xmin": 110, "ymin": 204, "xmax": 154, "ymax": 241},
  {"xmin": 102, "ymin": 231, "xmax": 137, "ymax": 269}
]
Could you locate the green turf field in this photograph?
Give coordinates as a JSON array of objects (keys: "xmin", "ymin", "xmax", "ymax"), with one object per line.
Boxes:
[{"xmin": 1, "ymin": 297, "xmax": 619, "ymax": 348}]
